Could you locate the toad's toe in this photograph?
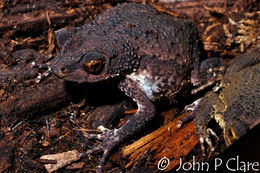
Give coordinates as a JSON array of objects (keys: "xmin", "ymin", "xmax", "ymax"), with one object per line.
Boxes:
[
  {"xmin": 198, "ymin": 128, "xmax": 219, "ymax": 156},
  {"xmin": 81, "ymin": 127, "xmax": 119, "ymax": 173},
  {"xmin": 86, "ymin": 125, "xmax": 119, "ymax": 141},
  {"xmin": 177, "ymin": 98, "xmax": 203, "ymax": 128}
]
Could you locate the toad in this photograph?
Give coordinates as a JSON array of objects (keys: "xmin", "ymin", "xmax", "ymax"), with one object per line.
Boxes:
[
  {"xmin": 192, "ymin": 51, "xmax": 260, "ymax": 154},
  {"xmin": 51, "ymin": 3, "xmax": 200, "ymax": 171}
]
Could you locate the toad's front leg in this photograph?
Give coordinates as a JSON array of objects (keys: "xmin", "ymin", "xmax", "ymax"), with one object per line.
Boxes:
[{"xmin": 82, "ymin": 78, "xmax": 155, "ymax": 172}]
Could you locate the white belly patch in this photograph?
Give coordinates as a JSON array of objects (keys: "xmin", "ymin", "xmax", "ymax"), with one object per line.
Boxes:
[{"xmin": 126, "ymin": 70, "xmax": 165, "ymax": 100}]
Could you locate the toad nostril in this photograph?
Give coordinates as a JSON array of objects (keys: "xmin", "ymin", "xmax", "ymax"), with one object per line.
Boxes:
[
  {"xmin": 56, "ymin": 67, "xmax": 68, "ymax": 77},
  {"xmin": 60, "ymin": 67, "xmax": 68, "ymax": 74}
]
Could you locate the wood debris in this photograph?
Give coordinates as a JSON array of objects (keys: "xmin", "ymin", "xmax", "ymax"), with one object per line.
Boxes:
[
  {"xmin": 122, "ymin": 112, "xmax": 199, "ymax": 171},
  {"xmin": 40, "ymin": 150, "xmax": 81, "ymax": 173}
]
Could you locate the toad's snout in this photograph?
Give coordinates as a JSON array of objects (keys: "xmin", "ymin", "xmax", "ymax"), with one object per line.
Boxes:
[{"xmin": 52, "ymin": 67, "xmax": 69, "ymax": 78}]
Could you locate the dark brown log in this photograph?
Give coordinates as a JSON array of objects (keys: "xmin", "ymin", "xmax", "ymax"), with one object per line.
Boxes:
[{"xmin": 0, "ymin": 49, "xmax": 74, "ymax": 124}]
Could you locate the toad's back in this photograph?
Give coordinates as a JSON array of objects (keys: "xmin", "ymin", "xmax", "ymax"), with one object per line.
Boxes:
[{"xmin": 95, "ymin": 3, "xmax": 199, "ymax": 63}]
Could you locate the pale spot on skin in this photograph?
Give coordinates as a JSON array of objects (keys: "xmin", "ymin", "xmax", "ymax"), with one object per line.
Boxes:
[
  {"xmin": 98, "ymin": 125, "xmax": 107, "ymax": 132},
  {"xmin": 127, "ymin": 70, "xmax": 161, "ymax": 100},
  {"xmin": 127, "ymin": 70, "xmax": 173, "ymax": 100},
  {"xmin": 199, "ymin": 137, "xmax": 204, "ymax": 143}
]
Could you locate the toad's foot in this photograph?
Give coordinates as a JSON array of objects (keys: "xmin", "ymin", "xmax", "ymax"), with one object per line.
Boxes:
[
  {"xmin": 87, "ymin": 125, "xmax": 118, "ymax": 141},
  {"xmin": 177, "ymin": 98, "xmax": 203, "ymax": 128},
  {"xmin": 198, "ymin": 128, "xmax": 219, "ymax": 156},
  {"xmin": 193, "ymin": 92, "xmax": 225, "ymax": 156},
  {"xmin": 178, "ymin": 98, "xmax": 219, "ymax": 155},
  {"xmin": 81, "ymin": 78, "xmax": 156, "ymax": 173},
  {"xmin": 81, "ymin": 117, "xmax": 154, "ymax": 173},
  {"xmin": 30, "ymin": 61, "xmax": 52, "ymax": 83},
  {"xmin": 81, "ymin": 126, "xmax": 120, "ymax": 173},
  {"xmin": 191, "ymin": 57, "xmax": 225, "ymax": 90}
]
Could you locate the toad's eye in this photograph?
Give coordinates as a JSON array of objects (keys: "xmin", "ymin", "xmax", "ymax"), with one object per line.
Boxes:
[
  {"xmin": 81, "ymin": 51, "xmax": 105, "ymax": 74},
  {"xmin": 83, "ymin": 59, "xmax": 104, "ymax": 74}
]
